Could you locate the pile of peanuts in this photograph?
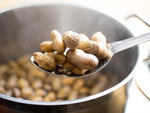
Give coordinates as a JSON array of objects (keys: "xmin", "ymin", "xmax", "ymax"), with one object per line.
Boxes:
[
  {"xmin": 33, "ymin": 30, "xmax": 113, "ymax": 76},
  {"xmin": 0, "ymin": 55, "xmax": 117, "ymax": 101}
]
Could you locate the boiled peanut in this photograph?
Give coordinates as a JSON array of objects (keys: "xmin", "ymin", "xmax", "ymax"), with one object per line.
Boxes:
[
  {"xmin": 91, "ymin": 32, "xmax": 106, "ymax": 44},
  {"xmin": 33, "ymin": 52, "xmax": 56, "ymax": 71},
  {"xmin": 57, "ymin": 85, "xmax": 71, "ymax": 99},
  {"xmin": 18, "ymin": 78, "xmax": 29, "ymax": 88},
  {"xmin": 55, "ymin": 53, "xmax": 66, "ymax": 64},
  {"xmin": 51, "ymin": 30, "xmax": 66, "ymax": 53},
  {"xmin": 79, "ymin": 34, "xmax": 89, "ymax": 42},
  {"xmin": 90, "ymin": 75, "xmax": 108, "ymax": 95},
  {"xmin": 63, "ymin": 62, "xmax": 74, "ymax": 71},
  {"xmin": 72, "ymin": 67, "xmax": 87, "ymax": 75},
  {"xmin": 43, "ymin": 83, "xmax": 51, "ymax": 91},
  {"xmin": 73, "ymin": 79, "xmax": 84, "ymax": 90},
  {"xmin": 61, "ymin": 78, "xmax": 75, "ymax": 85},
  {"xmin": 28, "ymin": 68, "xmax": 46, "ymax": 79},
  {"xmin": 52, "ymin": 77, "xmax": 61, "ymax": 91},
  {"xmin": 78, "ymin": 41, "xmax": 112, "ymax": 59},
  {"xmin": 6, "ymin": 75, "xmax": 17, "ymax": 88},
  {"xmin": 21, "ymin": 87, "xmax": 33, "ymax": 98},
  {"xmin": 34, "ymin": 89, "xmax": 46, "ymax": 97},
  {"xmin": 66, "ymin": 49, "xmax": 99, "ymax": 70},
  {"xmin": 45, "ymin": 52, "xmax": 56, "ymax": 58},
  {"xmin": 32, "ymin": 79, "xmax": 43, "ymax": 89},
  {"xmin": 79, "ymin": 87, "xmax": 89, "ymax": 94},
  {"xmin": 43, "ymin": 91, "xmax": 56, "ymax": 101},
  {"xmin": 40, "ymin": 41, "xmax": 54, "ymax": 52},
  {"xmin": 77, "ymin": 34, "xmax": 90, "ymax": 49},
  {"xmin": 68, "ymin": 90, "xmax": 78, "ymax": 100},
  {"xmin": 29, "ymin": 95, "xmax": 43, "ymax": 101},
  {"xmin": 63, "ymin": 31, "xmax": 80, "ymax": 50}
]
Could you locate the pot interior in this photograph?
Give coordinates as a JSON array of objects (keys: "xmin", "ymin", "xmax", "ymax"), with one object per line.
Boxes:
[{"xmin": 0, "ymin": 4, "xmax": 138, "ymax": 101}]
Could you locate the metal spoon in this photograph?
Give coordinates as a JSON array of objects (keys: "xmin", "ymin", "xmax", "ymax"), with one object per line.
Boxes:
[{"xmin": 31, "ymin": 32, "xmax": 150, "ymax": 78}]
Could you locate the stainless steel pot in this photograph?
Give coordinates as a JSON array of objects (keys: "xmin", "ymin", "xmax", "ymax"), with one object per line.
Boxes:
[{"xmin": 0, "ymin": 2, "xmax": 141, "ymax": 113}]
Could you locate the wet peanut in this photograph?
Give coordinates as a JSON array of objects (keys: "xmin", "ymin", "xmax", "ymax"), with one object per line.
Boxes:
[
  {"xmin": 28, "ymin": 68, "xmax": 46, "ymax": 79},
  {"xmin": 45, "ymin": 52, "xmax": 56, "ymax": 58},
  {"xmin": 91, "ymin": 32, "xmax": 106, "ymax": 44},
  {"xmin": 61, "ymin": 78, "xmax": 75, "ymax": 85},
  {"xmin": 79, "ymin": 87, "xmax": 89, "ymax": 94},
  {"xmin": 63, "ymin": 31, "xmax": 80, "ymax": 50},
  {"xmin": 78, "ymin": 41, "xmax": 112, "ymax": 59},
  {"xmin": 63, "ymin": 62, "xmax": 74, "ymax": 71},
  {"xmin": 55, "ymin": 53, "xmax": 66, "ymax": 64},
  {"xmin": 90, "ymin": 75, "xmax": 108, "ymax": 95},
  {"xmin": 79, "ymin": 34, "xmax": 89, "ymax": 42},
  {"xmin": 52, "ymin": 77, "xmax": 61, "ymax": 91},
  {"xmin": 77, "ymin": 34, "xmax": 90, "ymax": 49},
  {"xmin": 34, "ymin": 89, "xmax": 46, "ymax": 97},
  {"xmin": 73, "ymin": 79, "xmax": 84, "ymax": 90},
  {"xmin": 43, "ymin": 91, "xmax": 56, "ymax": 101},
  {"xmin": 6, "ymin": 75, "xmax": 17, "ymax": 88},
  {"xmin": 57, "ymin": 85, "xmax": 71, "ymax": 99},
  {"xmin": 21, "ymin": 87, "xmax": 33, "ymax": 98},
  {"xmin": 68, "ymin": 90, "xmax": 78, "ymax": 100},
  {"xmin": 33, "ymin": 52, "xmax": 56, "ymax": 71},
  {"xmin": 72, "ymin": 67, "xmax": 87, "ymax": 75},
  {"xmin": 29, "ymin": 95, "xmax": 43, "ymax": 101},
  {"xmin": 43, "ymin": 83, "xmax": 51, "ymax": 91},
  {"xmin": 51, "ymin": 30, "xmax": 66, "ymax": 53},
  {"xmin": 18, "ymin": 78, "xmax": 29, "ymax": 88},
  {"xmin": 67, "ymin": 49, "xmax": 99, "ymax": 70},
  {"xmin": 40, "ymin": 41, "xmax": 54, "ymax": 52},
  {"xmin": 32, "ymin": 79, "xmax": 43, "ymax": 89}
]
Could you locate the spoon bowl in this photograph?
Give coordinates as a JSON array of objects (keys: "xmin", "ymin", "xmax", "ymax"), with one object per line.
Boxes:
[{"xmin": 31, "ymin": 32, "xmax": 150, "ymax": 78}]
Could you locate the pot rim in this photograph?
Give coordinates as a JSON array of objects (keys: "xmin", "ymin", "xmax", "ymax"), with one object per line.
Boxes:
[{"xmin": 0, "ymin": 1, "xmax": 140, "ymax": 106}]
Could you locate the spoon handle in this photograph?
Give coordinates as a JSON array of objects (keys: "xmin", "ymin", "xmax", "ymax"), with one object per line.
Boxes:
[{"xmin": 110, "ymin": 32, "xmax": 150, "ymax": 54}]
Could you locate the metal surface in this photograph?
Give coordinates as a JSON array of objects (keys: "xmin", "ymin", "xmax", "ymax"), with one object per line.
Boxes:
[{"xmin": 0, "ymin": 2, "xmax": 140, "ymax": 113}]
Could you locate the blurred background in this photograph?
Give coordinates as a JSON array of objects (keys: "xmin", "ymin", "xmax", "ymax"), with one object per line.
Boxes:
[{"xmin": 0, "ymin": 0, "xmax": 150, "ymax": 18}]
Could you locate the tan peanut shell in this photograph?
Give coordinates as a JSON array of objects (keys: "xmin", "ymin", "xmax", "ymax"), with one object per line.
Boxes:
[
  {"xmin": 72, "ymin": 67, "xmax": 87, "ymax": 75},
  {"xmin": 91, "ymin": 32, "xmax": 106, "ymax": 44},
  {"xmin": 63, "ymin": 31, "xmax": 80, "ymax": 50},
  {"xmin": 51, "ymin": 30, "xmax": 66, "ymax": 53},
  {"xmin": 57, "ymin": 86, "xmax": 71, "ymax": 99},
  {"xmin": 40, "ymin": 41, "xmax": 54, "ymax": 52},
  {"xmin": 63, "ymin": 62, "xmax": 74, "ymax": 71},
  {"xmin": 66, "ymin": 49, "xmax": 99, "ymax": 70},
  {"xmin": 68, "ymin": 90, "xmax": 78, "ymax": 100},
  {"xmin": 78, "ymin": 41, "xmax": 112, "ymax": 59},
  {"xmin": 55, "ymin": 53, "xmax": 66, "ymax": 64},
  {"xmin": 79, "ymin": 33, "xmax": 89, "ymax": 42},
  {"xmin": 33, "ymin": 52, "xmax": 56, "ymax": 71}
]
